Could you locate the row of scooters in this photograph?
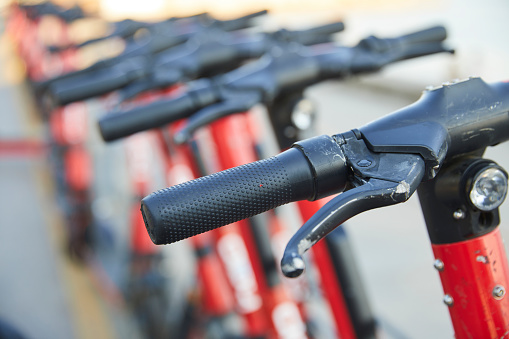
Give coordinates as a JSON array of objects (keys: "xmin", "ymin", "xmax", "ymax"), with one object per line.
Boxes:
[{"xmin": 6, "ymin": 2, "xmax": 454, "ymax": 338}]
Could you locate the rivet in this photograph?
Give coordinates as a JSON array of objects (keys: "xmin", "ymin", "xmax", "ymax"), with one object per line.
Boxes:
[
  {"xmin": 453, "ymin": 209, "xmax": 466, "ymax": 220},
  {"xmin": 434, "ymin": 259, "xmax": 444, "ymax": 271},
  {"xmin": 493, "ymin": 285, "xmax": 506, "ymax": 300},
  {"xmin": 443, "ymin": 294, "xmax": 454, "ymax": 306}
]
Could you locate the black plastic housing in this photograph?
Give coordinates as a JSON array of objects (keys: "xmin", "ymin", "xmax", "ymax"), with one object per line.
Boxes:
[
  {"xmin": 359, "ymin": 78, "xmax": 509, "ymax": 178},
  {"xmin": 418, "ymin": 157, "xmax": 505, "ymax": 244}
]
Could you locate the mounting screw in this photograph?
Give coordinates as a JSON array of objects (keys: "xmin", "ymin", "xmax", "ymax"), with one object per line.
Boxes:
[
  {"xmin": 493, "ymin": 285, "xmax": 506, "ymax": 300},
  {"xmin": 430, "ymin": 165, "xmax": 440, "ymax": 178},
  {"xmin": 443, "ymin": 294, "xmax": 454, "ymax": 306},
  {"xmin": 357, "ymin": 160, "xmax": 372, "ymax": 167},
  {"xmin": 434, "ymin": 259, "xmax": 444, "ymax": 271},
  {"xmin": 453, "ymin": 209, "xmax": 466, "ymax": 220},
  {"xmin": 476, "ymin": 255, "xmax": 488, "ymax": 264}
]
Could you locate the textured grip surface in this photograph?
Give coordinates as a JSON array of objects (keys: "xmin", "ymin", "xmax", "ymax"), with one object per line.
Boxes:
[
  {"xmin": 141, "ymin": 149, "xmax": 314, "ymax": 244},
  {"xmin": 99, "ymin": 94, "xmax": 196, "ymax": 141},
  {"xmin": 49, "ymin": 68, "xmax": 130, "ymax": 105}
]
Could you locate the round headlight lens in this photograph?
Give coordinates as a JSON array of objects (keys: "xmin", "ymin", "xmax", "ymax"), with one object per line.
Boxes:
[{"xmin": 469, "ymin": 167, "xmax": 508, "ymax": 211}]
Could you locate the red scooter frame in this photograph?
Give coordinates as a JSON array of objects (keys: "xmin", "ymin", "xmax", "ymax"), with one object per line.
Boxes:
[
  {"xmin": 432, "ymin": 229, "xmax": 509, "ymax": 338},
  {"xmin": 417, "ymin": 154, "xmax": 509, "ymax": 338}
]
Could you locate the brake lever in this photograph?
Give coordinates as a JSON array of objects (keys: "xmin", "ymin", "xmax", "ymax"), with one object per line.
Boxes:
[
  {"xmin": 281, "ymin": 133, "xmax": 426, "ymax": 278},
  {"xmin": 173, "ymin": 89, "xmax": 262, "ymax": 144},
  {"xmin": 347, "ymin": 26, "xmax": 453, "ymax": 74},
  {"xmin": 118, "ymin": 68, "xmax": 183, "ymax": 101}
]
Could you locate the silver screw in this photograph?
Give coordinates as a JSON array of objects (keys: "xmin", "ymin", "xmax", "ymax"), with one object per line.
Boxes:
[
  {"xmin": 430, "ymin": 165, "xmax": 440, "ymax": 178},
  {"xmin": 493, "ymin": 285, "xmax": 506, "ymax": 300},
  {"xmin": 453, "ymin": 209, "xmax": 466, "ymax": 220},
  {"xmin": 476, "ymin": 255, "xmax": 488, "ymax": 264},
  {"xmin": 443, "ymin": 294, "xmax": 454, "ymax": 306},
  {"xmin": 434, "ymin": 259, "xmax": 444, "ymax": 271}
]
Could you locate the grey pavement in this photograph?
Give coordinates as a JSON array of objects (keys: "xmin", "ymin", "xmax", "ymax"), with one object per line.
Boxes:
[{"xmin": 0, "ymin": 156, "xmax": 75, "ymax": 339}]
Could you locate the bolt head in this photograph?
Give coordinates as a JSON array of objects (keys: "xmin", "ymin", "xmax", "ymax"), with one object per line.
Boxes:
[
  {"xmin": 453, "ymin": 209, "xmax": 466, "ymax": 220},
  {"xmin": 434, "ymin": 259, "xmax": 444, "ymax": 271},
  {"xmin": 430, "ymin": 165, "xmax": 440, "ymax": 178},
  {"xmin": 493, "ymin": 285, "xmax": 506, "ymax": 300},
  {"xmin": 357, "ymin": 159, "xmax": 372, "ymax": 167},
  {"xmin": 443, "ymin": 294, "xmax": 454, "ymax": 306}
]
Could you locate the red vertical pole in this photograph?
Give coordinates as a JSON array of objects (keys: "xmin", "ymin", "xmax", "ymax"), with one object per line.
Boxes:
[{"xmin": 432, "ymin": 227, "xmax": 509, "ymax": 338}]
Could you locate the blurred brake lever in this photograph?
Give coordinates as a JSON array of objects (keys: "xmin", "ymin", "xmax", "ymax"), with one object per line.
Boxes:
[{"xmin": 173, "ymin": 89, "xmax": 262, "ymax": 144}]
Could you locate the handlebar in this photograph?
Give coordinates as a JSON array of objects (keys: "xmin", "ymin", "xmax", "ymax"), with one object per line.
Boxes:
[
  {"xmin": 97, "ymin": 25, "xmax": 452, "ymax": 142},
  {"xmin": 99, "ymin": 81, "xmax": 219, "ymax": 141},
  {"xmin": 357, "ymin": 25, "xmax": 447, "ymax": 52},
  {"xmin": 34, "ymin": 10, "xmax": 268, "ymax": 94},
  {"xmin": 140, "ymin": 77, "xmax": 509, "ymax": 275},
  {"xmin": 46, "ymin": 21, "xmax": 345, "ymax": 105},
  {"xmin": 20, "ymin": 2, "xmax": 86, "ymax": 22},
  {"xmin": 141, "ymin": 135, "xmax": 347, "ymax": 244},
  {"xmin": 47, "ymin": 56, "xmax": 150, "ymax": 106},
  {"xmin": 215, "ymin": 10, "xmax": 268, "ymax": 31},
  {"xmin": 58, "ymin": 10, "xmax": 266, "ymax": 51},
  {"xmin": 34, "ymin": 30, "xmax": 190, "ymax": 95},
  {"xmin": 272, "ymin": 22, "xmax": 345, "ymax": 46}
]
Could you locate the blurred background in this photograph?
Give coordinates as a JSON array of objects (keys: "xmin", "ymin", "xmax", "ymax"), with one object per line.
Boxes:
[{"xmin": 0, "ymin": 0, "xmax": 508, "ymax": 338}]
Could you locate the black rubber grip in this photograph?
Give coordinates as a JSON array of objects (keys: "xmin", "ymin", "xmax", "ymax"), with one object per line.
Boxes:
[
  {"xmin": 304, "ymin": 22, "xmax": 345, "ymax": 37},
  {"xmin": 398, "ymin": 41, "xmax": 454, "ymax": 61},
  {"xmin": 141, "ymin": 148, "xmax": 315, "ymax": 244},
  {"xmin": 219, "ymin": 10, "xmax": 268, "ymax": 31},
  {"xmin": 399, "ymin": 26, "xmax": 447, "ymax": 44},
  {"xmin": 286, "ymin": 22, "xmax": 345, "ymax": 46},
  {"xmin": 99, "ymin": 95, "xmax": 194, "ymax": 141},
  {"xmin": 48, "ymin": 68, "xmax": 132, "ymax": 105},
  {"xmin": 98, "ymin": 85, "xmax": 219, "ymax": 141},
  {"xmin": 33, "ymin": 62, "xmax": 105, "ymax": 95},
  {"xmin": 47, "ymin": 58, "xmax": 149, "ymax": 105}
]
